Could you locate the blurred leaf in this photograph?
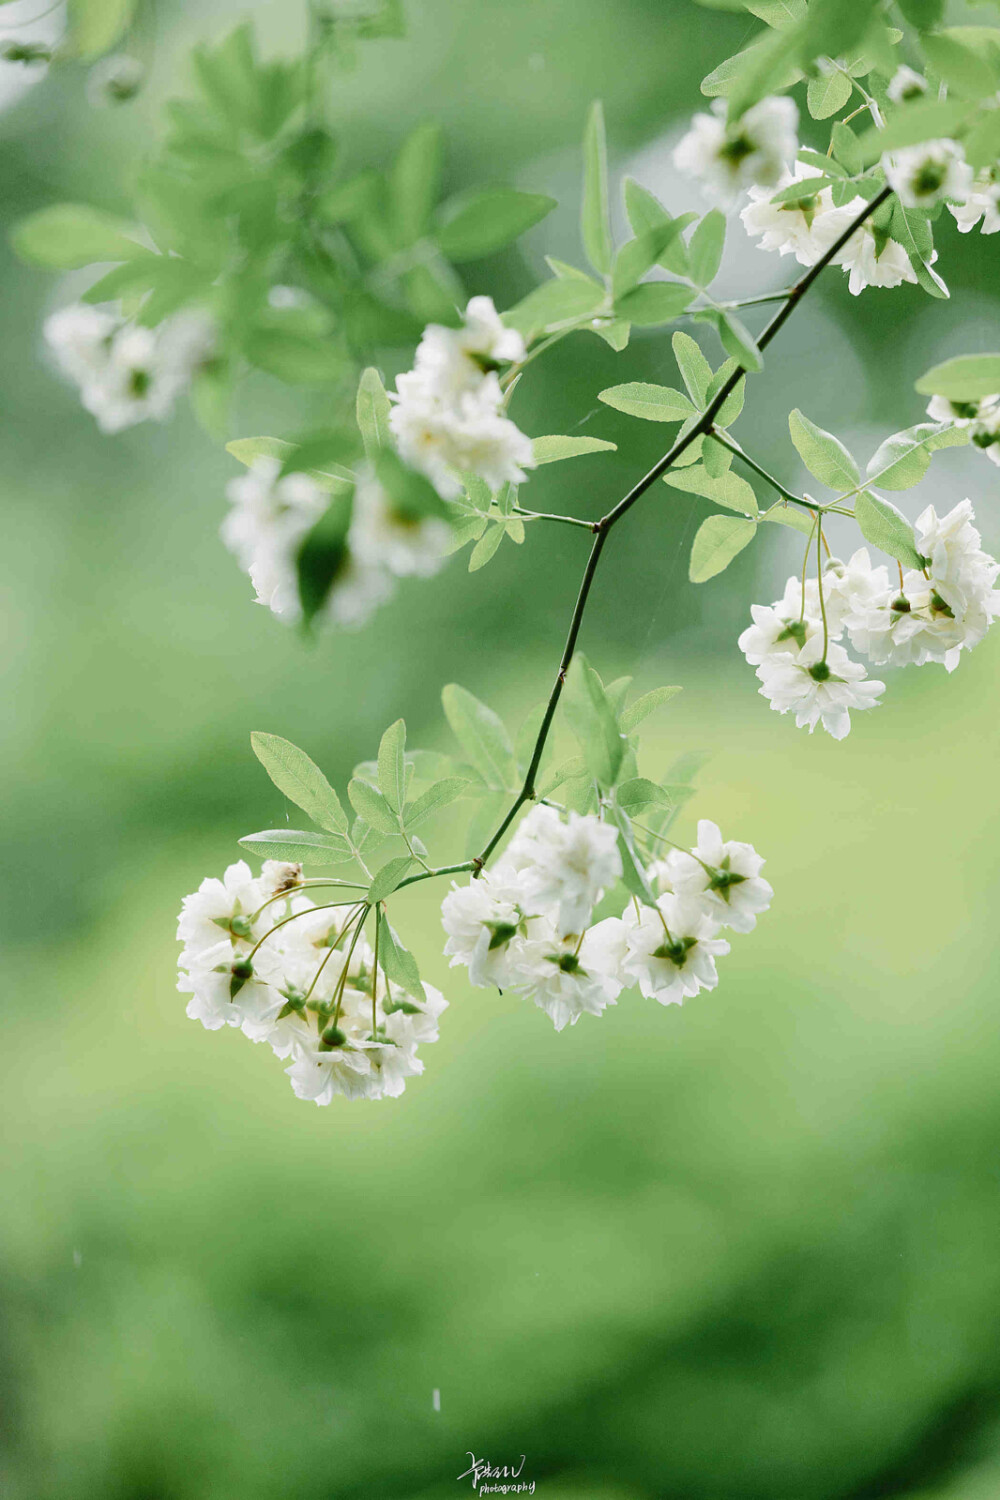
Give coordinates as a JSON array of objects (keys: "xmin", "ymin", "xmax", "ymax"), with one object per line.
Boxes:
[
  {"xmin": 664, "ymin": 465, "xmax": 758, "ymax": 515},
  {"xmin": 434, "ymin": 188, "xmax": 556, "ymax": 261},
  {"xmin": 373, "ymin": 449, "xmax": 449, "ymax": 521},
  {"xmin": 897, "ymin": 0, "xmax": 944, "ymax": 30},
  {"xmin": 915, "ymin": 354, "xmax": 1000, "ymax": 400},
  {"xmin": 616, "ymin": 776, "xmax": 671, "ymax": 812},
  {"xmin": 67, "ymin": 0, "xmax": 136, "ymax": 58},
  {"xmin": 622, "ymin": 181, "xmax": 694, "ymax": 275},
  {"xmin": 688, "ymin": 210, "xmax": 726, "ymax": 286},
  {"xmin": 611, "ymin": 219, "xmax": 693, "ymax": 299},
  {"xmin": 964, "ymin": 108, "xmax": 1000, "ymax": 170},
  {"xmin": 246, "ymin": 329, "xmax": 343, "ymax": 385},
  {"xmin": 531, "ymin": 435, "xmax": 617, "ymax": 463},
  {"xmin": 689, "ymin": 515, "xmax": 756, "ymax": 581},
  {"xmin": 442, "ymin": 685, "xmax": 517, "ymax": 791},
  {"xmin": 226, "ymin": 437, "xmax": 350, "ymax": 491},
  {"xmin": 11, "ymin": 204, "xmax": 145, "ymax": 268},
  {"xmin": 599, "ymin": 383, "xmax": 695, "ymax": 421},
  {"xmin": 504, "ymin": 278, "xmax": 605, "ymax": 341},
  {"xmin": 296, "ymin": 491, "xmax": 353, "ymax": 627},
  {"xmin": 619, "ymin": 686, "xmax": 682, "ymax": 734},
  {"xmin": 348, "ymin": 777, "xmax": 400, "ymax": 834},
  {"xmin": 250, "ymin": 732, "xmax": 349, "ymax": 834},
  {"xmin": 702, "ymin": 38, "xmax": 801, "ymax": 100},
  {"xmin": 746, "ymin": 0, "xmax": 807, "ymax": 26},
  {"xmin": 856, "ymin": 99, "xmax": 971, "ymax": 161},
  {"xmin": 238, "ymin": 829, "xmax": 352, "ymax": 864},
  {"xmin": 356, "ymin": 367, "xmax": 392, "ymax": 460},
  {"xmin": 564, "ymin": 654, "xmax": 624, "ymax": 789},
  {"xmin": 581, "ymin": 101, "xmax": 613, "ymax": 276},
  {"xmin": 403, "ymin": 778, "xmax": 469, "ymax": 832},
  {"xmin": 831, "ymin": 120, "xmax": 864, "ymax": 176},
  {"xmin": 605, "ymin": 802, "xmax": 656, "ymax": 904},
  {"xmin": 614, "ymin": 282, "xmax": 692, "ymax": 326},
  {"xmin": 854, "ymin": 490, "xmax": 923, "ymax": 568},
  {"xmin": 391, "ymin": 121, "xmax": 443, "ymax": 245},
  {"xmin": 762, "ymin": 505, "xmax": 816, "ymax": 534},
  {"xmin": 789, "ymin": 408, "xmax": 860, "ymax": 491},
  {"xmin": 921, "ymin": 31, "xmax": 998, "ymax": 97}
]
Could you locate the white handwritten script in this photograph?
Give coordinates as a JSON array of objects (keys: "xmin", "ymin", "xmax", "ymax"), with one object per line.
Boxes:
[{"xmin": 456, "ymin": 1452, "xmax": 536, "ymax": 1494}]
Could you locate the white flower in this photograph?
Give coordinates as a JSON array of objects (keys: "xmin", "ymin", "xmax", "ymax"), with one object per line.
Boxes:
[
  {"xmin": 738, "ymin": 602, "xmax": 816, "ymax": 669},
  {"xmin": 44, "ymin": 303, "xmax": 118, "ymax": 386},
  {"xmin": 970, "ymin": 403, "xmax": 1000, "ymax": 464},
  {"xmin": 834, "ymin": 224, "xmax": 920, "ymax": 296},
  {"xmin": 821, "ymin": 548, "xmax": 892, "ymax": 635},
  {"xmin": 506, "ymin": 804, "xmax": 622, "ymax": 936},
  {"xmin": 756, "ymin": 635, "xmax": 885, "ymax": 739},
  {"xmin": 507, "ymin": 917, "xmax": 625, "ymax": 1031},
  {"xmin": 349, "ymin": 462, "xmax": 450, "ymax": 578},
  {"xmin": 887, "ymin": 66, "xmax": 928, "ymax": 105},
  {"xmin": 667, "ymin": 820, "xmax": 773, "ymax": 934},
  {"xmin": 390, "ymin": 372, "xmax": 534, "ymax": 499},
  {"xmin": 949, "ymin": 170, "xmax": 1000, "ymax": 235},
  {"xmin": 927, "ymin": 393, "xmax": 1000, "ymax": 427},
  {"xmin": 176, "ymin": 859, "xmax": 265, "ymax": 961},
  {"xmin": 411, "ymin": 295, "xmax": 525, "ymax": 403},
  {"xmin": 259, "ymin": 860, "xmax": 304, "ymax": 896},
  {"xmin": 222, "ymin": 457, "xmax": 330, "ymax": 618},
  {"xmin": 87, "ymin": 52, "xmax": 144, "ymax": 106},
  {"xmin": 440, "ymin": 863, "xmax": 530, "ymax": 989},
  {"xmin": 179, "ymin": 948, "xmax": 286, "ymax": 1036},
  {"xmin": 883, "ymin": 140, "xmax": 972, "ymax": 210},
  {"xmin": 673, "ymin": 96, "xmax": 798, "ymax": 207},
  {"xmin": 621, "ymin": 895, "xmax": 729, "ymax": 1006},
  {"xmin": 741, "ymin": 162, "xmax": 866, "ymax": 266},
  {"xmin": 285, "ymin": 1037, "xmax": 375, "ymax": 1104}
]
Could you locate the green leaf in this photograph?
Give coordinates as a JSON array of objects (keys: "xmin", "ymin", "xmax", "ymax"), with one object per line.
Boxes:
[
  {"xmin": 67, "ymin": 0, "xmax": 137, "ymax": 58},
  {"xmin": 788, "ymin": 408, "xmax": 860, "ymax": 491},
  {"xmin": 673, "ymin": 331, "xmax": 713, "ymax": 407},
  {"xmin": 717, "ymin": 310, "xmax": 763, "ymax": 373},
  {"xmin": 614, "ymin": 282, "xmax": 692, "ymax": 326},
  {"xmin": 598, "ymin": 383, "xmax": 696, "ymax": 422},
  {"xmin": 854, "ymin": 490, "xmax": 923, "ymax": 569},
  {"xmin": 622, "ymin": 182, "xmax": 694, "ymax": 275},
  {"xmin": 441, "ymin": 684, "xmax": 517, "ymax": 791},
  {"xmin": 688, "ymin": 210, "xmax": 726, "ymax": 286},
  {"xmin": 347, "ymin": 778, "xmax": 400, "ymax": 835},
  {"xmin": 856, "ymin": 99, "xmax": 971, "ymax": 162},
  {"xmin": 664, "ymin": 464, "xmax": 758, "ymax": 515},
  {"xmin": 611, "ymin": 218, "xmax": 695, "ymax": 299},
  {"xmin": 807, "ymin": 67, "xmax": 853, "ymax": 119},
  {"xmin": 605, "ymin": 803, "xmax": 656, "ymax": 905},
  {"xmin": 702, "ymin": 436, "xmax": 732, "ymax": 478},
  {"xmin": 537, "ymin": 757, "xmax": 588, "ymax": 799},
  {"xmin": 377, "ymin": 918, "xmax": 426, "ymax": 1001},
  {"xmin": 434, "ymin": 188, "xmax": 556, "ymax": 262},
  {"xmin": 296, "ymin": 491, "xmax": 354, "ymax": 628},
  {"xmin": 591, "ymin": 320, "xmax": 631, "ymax": 351},
  {"xmin": 689, "ymin": 515, "xmax": 756, "ymax": 582},
  {"xmin": 355, "ymin": 367, "xmax": 392, "ymax": 460},
  {"xmin": 830, "ymin": 120, "xmax": 864, "ymax": 176},
  {"xmin": 246, "ymin": 329, "xmax": 343, "ymax": 385},
  {"xmin": 897, "ymin": 0, "xmax": 943, "ymax": 26},
  {"xmin": 391, "ymin": 121, "xmax": 443, "ymax": 245},
  {"xmin": 581, "ymin": 101, "xmax": 613, "ymax": 275},
  {"xmin": 225, "ymin": 437, "xmax": 350, "ymax": 491},
  {"xmin": 761, "ymin": 506, "xmax": 816, "ymax": 535},
  {"xmin": 564, "ymin": 654, "xmax": 624, "ymax": 789},
  {"xmin": 11, "ymin": 204, "xmax": 145, "ymax": 269},
  {"xmin": 377, "ymin": 719, "xmax": 407, "ymax": 814},
  {"xmin": 745, "ymin": 0, "xmax": 806, "ymax": 27},
  {"xmin": 468, "ymin": 525, "xmax": 506, "ymax": 572},
  {"xmin": 403, "ymin": 778, "xmax": 469, "ymax": 832},
  {"xmin": 916, "ymin": 354, "xmax": 1000, "ymax": 401},
  {"xmin": 618, "ymin": 686, "xmax": 682, "ymax": 735},
  {"xmin": 701, "ymin": 38, "xmax": 801, "ymax": 101},
  {"xmin": 921, "ymin": 32, "xmax": 997, "ymax": 97},
  {"xmin": 238, "ymin": 829, "xmax": 353, "ymax": 865},
  {"xmin": 965, "ymin": 108, "xmax": 1000, "ymax": 172},
  {"xmin": 866, "ymin": 422, "xmax": 967, "ymax": 490},
  {"xmin": 707, "ymin": 360, "xmax": 747, "ymax": 428},
  {"xmin": 250, "ymin": 732, "xmax": 349, "ymax": 834},
  {"xmin": 531, "ymin": 435, "xmax": 617, "ymax": 464},
  {"xmin": 616, "ymin": 777, "xmax": 671, "ymax": 812},
  {"xmin": 368, "ymin": 856, "xmax": 415, "ymax": 903},
  {"xmin": 504, "ymin": 278, "xmax": 605, "ymax": 342}
]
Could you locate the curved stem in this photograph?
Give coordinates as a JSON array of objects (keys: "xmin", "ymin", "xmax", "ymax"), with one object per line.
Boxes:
[
  {"xmin": 711, "ymin": 431, "xmax": 818, "ymax": 510},
  {"xmin": 512, "ymin": 503, "xmax": 598, "ymax": 532},
  {"xmin": 474, "ymin": 186, "xmax": 893, "ymax": 871}
]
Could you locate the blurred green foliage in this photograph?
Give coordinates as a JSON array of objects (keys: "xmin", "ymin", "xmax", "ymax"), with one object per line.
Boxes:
[{"xmin": 2, "ymin": 0, "xmax": 1000, "ymax": 1496}]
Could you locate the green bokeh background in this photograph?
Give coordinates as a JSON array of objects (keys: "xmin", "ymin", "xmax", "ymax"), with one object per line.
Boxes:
[{"xmin": 3, "ymin": 2, "xmax": 1000, "ymax": 1496}]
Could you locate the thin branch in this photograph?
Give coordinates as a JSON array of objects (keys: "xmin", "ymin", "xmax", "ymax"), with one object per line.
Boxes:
[
  {"xmin": 512, "ymin": 503, "xmax": 598, "ymax": 532},
  {"xmin": 711, "ymin": 431, "xmax": 819, "ymax": 510},
  {"xmin": 474, "ymin": 185, "xmax": 893, "ymax": 870}
]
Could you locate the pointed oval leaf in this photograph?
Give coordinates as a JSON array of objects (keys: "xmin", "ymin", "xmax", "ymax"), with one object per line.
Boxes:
[
  {"xmin": 377, "ymin": 719, "xmax": 407, "ymax": 813},
  {"xmin": 854, "ymin": 490, "xmax": 923, "ymax": 569},
  {"xmin": 689, "ymin": 515, "xmax": 756, "ymax": 582},
  {"xmin": 788, "ymin": 408, "xmax": 860, "ymax": 491},
  {"xmin": 531, "ymin": 435, "xmax": 617, "ymax": 464},
  {"xmin": 598, "ymin": 383, "xmax": 695, "ymax": 422},
  {"xmin": 915, "ymin": 354, "xmax": 1000, "ymax": 401},
  {"xmin": 356, "ymin": 367, "xmax": 392, "ymax": 460},
  {"xmin": 441, "ymin": 684, "xmax": 517, "ymax": 791},
  {"xmin": 581, "ymin": 101, "xmax": 612, "ymax": 275},
  {"xmin": 238, "ymin": 829, "xmax": 353, "ymax": 865},
  {"xmin": 250, "ymin": 732, "xmax": 348, "ymax": 834},
  {"xmin": 347, "ymin": 777, "xmax": 400, "ymax": 834},
  {"xmin": 368, "ymin": 856, "xmax": 415, "ymax": 903}
]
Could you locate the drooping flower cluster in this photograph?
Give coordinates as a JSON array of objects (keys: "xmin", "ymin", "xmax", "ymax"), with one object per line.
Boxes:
[
  {"xmin": 441, "ymin": 805, "xmax": 772, "ymax": 1029},
  {"xmin": 673, "ymin": 96, "xmax": 799, "ymax": 209},
  {"xmin": 221, "ymin": 455, "xmax": 451, "ymax": 627},
  {"xmin": 44, "ymin": 302, "xmax": 214, "ymax": 433},
  {"xmin": 927, "ymin": 392, "xmax": 1000, "ymax": 467},
  {"xmin": 389, "ymin": 296, "xmax": 535, "ymax": 498},
  {"xmin": 739, "ymin": 501, "xmax": 1000, "ymax": 737},
  {"xmin": 177, "ymin": 860, "xmax": 446, "ymax": 1104}
]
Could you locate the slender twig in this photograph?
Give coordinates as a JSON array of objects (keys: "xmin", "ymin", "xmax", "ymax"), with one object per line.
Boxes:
[
  {"xmin": 473, "ymin": 186, "xmax": 893, "ymax": 871},
  {"xmin": 711, "ymin": 431, "xmax": 818, "ymax": 510},
  {"xmin": 513, "ymin": 503, "xmax": 599, "ymax": 532}
]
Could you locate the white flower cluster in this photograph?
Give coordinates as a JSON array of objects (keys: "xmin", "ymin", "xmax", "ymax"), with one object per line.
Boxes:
[
  {"xmin": 739, "ymin": 502, "xmax": 1000, "ymax": 737},
  {"xmin": 44, "ymin": 302, "xmax": 214, "ymax": 433},
  {"xmin": 441, "ymin": 805, "xmax": 772, "ymax": 1028},
  {"xmin": 390, "ymin": 296, "xmax": 535, "ymax": 498},
  {"xmin": 222, "ymin": 457, "xmax": 450, "ymax": 627},
  {"xmin": 673, "ymin": 96, "xmax": 799, "ymax": 209},
  {"xmin": 177, "ymin": 860, "xmax": 446, "ymax": 1104},
  {"xmin": 927, "ymin": 393, "xmax": 1000, "ymax": 467}
]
